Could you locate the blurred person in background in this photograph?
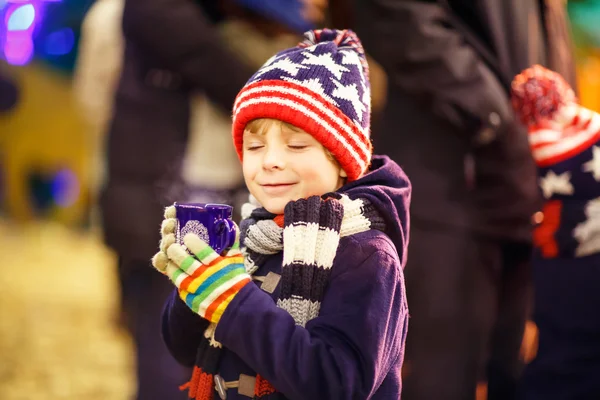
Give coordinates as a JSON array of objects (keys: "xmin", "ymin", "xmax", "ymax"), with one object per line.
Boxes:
[
  {"xmin": 512, "ymin": 64, "xmax": 600, "ymax": 400},
  {"xmin": 0, "ymin": 63, "xmax": 18, "ymax": 212},
  {"xmin": 94, "ymin": 0, "xmax": 253, "ymax": 398},
  {"xmin": 73, "ymin": 0, "xmax": 125, "ymax": 228},
  {"xmin": 80, "ymin": 0, "xmax": 327, "ymax": 398},
  {"xmin": 351, "ymin": 0, "xmax": 577, "ymax": 399},
  {"xmin": 0, "ymin": 63, "xmax": 19, "ymax": 113}
]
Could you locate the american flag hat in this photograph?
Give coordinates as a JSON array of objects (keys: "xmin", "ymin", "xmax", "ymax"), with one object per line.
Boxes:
[
  {"xmin": 232, "ymin": 28, "xmax": 373, "ymax": 182},
  {"xmin": 511, "ymin": 65, "xmax": 600, "ymax": 259},
  {"xmin": 511, "ymin": 64, "xmax": 600, "ymax": 168}
]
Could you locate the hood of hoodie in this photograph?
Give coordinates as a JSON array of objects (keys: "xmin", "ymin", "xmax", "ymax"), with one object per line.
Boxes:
[{"xmin": 339, "ymin": 155, "xmax": 412, "ymax": 267}]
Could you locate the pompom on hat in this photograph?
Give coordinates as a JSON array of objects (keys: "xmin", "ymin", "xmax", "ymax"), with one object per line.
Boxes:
[
  {"xmin": 232, "ymin": 28, "xmax": 373, "ymax": 182},
  {"xmin": 511, "ymin": 64, "xmax": 600, "ymax": 168}
]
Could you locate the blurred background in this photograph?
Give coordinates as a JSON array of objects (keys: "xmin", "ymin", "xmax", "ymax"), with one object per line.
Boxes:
[
  {"xmin": 0, "ymin": 1, "xmax": 135, "ymax": 398},
  {"xmin": 0, "ymin": 0, "xmax": 599, "ymax": 399}
]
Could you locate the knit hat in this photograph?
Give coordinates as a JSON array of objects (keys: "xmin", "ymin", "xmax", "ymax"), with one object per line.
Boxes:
[
  {"xmin": 511, "ymin": 65, "xmax": 600, "ymax": 258},
  {"xmin": 232, "ymin": 28, "xmax": 373, "ymax": 182},
  {"xmin": 511, "ymin": 64, "xmax": 596, "ymax": 167}
]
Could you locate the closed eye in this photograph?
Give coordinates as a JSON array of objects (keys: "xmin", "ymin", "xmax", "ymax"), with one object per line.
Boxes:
[
  {"xmin": 288, "ymin": 145, "xmax": 308, "ymax": 150},
  {"xmin": 245, "ymin": 145, "xmax": 264, "ymax": 151}
]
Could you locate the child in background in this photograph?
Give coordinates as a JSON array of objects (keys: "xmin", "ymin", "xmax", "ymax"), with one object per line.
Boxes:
[{"xmin": 511, "ymin": 65, "xmax": 600, "ymax": 399}]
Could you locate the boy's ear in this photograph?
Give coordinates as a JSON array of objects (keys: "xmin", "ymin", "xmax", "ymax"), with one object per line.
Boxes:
[{"xmin": 340, "ymin": 169, "xmax": 348, "ymax": 178}]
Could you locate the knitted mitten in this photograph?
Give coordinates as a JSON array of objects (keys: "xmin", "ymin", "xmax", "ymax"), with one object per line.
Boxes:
[{"xmin": 152, "ymin": 205, "xmax": 251, "ymax": 323}]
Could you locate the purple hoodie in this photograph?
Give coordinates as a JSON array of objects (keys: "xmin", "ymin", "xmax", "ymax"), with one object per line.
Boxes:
[{"xmin": 162, "ymin": 155, "xmax": 411, "ymax": 399}]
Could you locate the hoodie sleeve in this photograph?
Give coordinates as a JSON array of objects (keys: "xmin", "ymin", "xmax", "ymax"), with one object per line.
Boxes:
[
  {"xmin": 162, "ymin": 288, "xmax": 211, "ymax": 367},
  {"xmin": 354, "ymin": 0, "xmax": 513, "ymax": 144},
  {"xmin": 214, "ymin": 234, "xmax": 408, "ymax": 399}
]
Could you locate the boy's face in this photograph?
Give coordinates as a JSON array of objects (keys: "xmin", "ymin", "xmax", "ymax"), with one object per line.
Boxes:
[{"xmin": 242, "ymin": 120, "xmax": 346, "ymax": 215}]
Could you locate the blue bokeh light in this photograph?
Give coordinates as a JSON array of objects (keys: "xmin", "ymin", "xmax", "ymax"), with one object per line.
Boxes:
[
  {"xmin": 44, "ymin": 27, "xmax": 74, "ymax": 55},
  {"xmin": 51, "ymin": 168, "xmax": 80, "ymax": 208}
]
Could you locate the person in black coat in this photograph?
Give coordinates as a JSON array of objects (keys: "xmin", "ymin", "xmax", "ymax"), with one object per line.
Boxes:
[
  {"xmin": 351, "ymin": 0, "xmax": 577, "ymax": 399},
  {"xmin": 99, "ymin": 1, "xmax": 253, "ymax": 398},
  {"xmin": 0, "ymin": 65, "xmax": 18, "ymax": 113}
]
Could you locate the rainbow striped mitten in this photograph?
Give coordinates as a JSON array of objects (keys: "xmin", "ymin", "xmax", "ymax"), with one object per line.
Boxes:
[{"xmin": 164, "ymin": 231, "xmax": 251, "ymax": 324}]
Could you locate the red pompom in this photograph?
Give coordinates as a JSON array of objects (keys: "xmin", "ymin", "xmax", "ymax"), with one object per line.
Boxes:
[{"xmin": 511, "ymin": 64, "xmax": 576, "ymax": 126}]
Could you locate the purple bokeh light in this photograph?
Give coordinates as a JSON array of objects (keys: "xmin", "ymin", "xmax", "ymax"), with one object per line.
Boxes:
[{"xmin": 4, "ymin": 34, "xmax": 33, "ymax": 64}]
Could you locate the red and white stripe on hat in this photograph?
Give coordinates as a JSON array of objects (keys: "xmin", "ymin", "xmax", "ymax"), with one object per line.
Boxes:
[{"xmin": 529, "ymin": 103, "xmax": 600, "ymax": 167}]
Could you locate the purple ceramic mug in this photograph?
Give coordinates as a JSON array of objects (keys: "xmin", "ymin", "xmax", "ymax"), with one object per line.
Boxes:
[{"xmin": 174, "ymin": 203, "xmax": 237, "ymax": 255}]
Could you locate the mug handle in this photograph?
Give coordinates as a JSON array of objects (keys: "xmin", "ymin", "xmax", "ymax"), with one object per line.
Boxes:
[{"xmin": 216, "ymin": 218, "xmax": 237, "ymax": 253}]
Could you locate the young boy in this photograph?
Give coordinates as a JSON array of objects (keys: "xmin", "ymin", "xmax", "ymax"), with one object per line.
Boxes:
[
  {"xmin": 511, "ymin": 65, "xmax": 600, "ymax": 398},
  {"xmin": 152, "ymin": 29, "xmax": 411, "ymax": 400}
]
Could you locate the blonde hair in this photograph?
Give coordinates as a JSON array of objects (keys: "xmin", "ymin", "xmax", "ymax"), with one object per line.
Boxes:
[{"xmin": 244, "ymin": 118, "xmax": 338, "ymax": 165}]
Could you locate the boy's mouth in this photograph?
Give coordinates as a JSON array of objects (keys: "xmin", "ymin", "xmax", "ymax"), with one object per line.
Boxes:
[{"xmin": 260, "ymin": 183, "xmax": 296, "ymax": 194}]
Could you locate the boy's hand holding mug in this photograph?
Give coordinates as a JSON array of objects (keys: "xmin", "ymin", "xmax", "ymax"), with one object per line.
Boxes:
[{"xmin": 152, "ymin": 204, "xmax": 251, "ymax": 324}]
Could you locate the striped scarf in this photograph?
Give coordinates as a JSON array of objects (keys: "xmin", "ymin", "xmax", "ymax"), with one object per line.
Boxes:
[{"xmin": 181, "ymin": 193, "xmax": 385, "ymax": 399}]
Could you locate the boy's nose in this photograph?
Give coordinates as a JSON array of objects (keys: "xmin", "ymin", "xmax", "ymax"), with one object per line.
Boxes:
[{"xmin": 262, "ymin": 146, "xmax": 286, "ymax": 170}]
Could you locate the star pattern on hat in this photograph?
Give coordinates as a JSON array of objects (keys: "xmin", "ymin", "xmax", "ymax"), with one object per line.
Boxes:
[
  {"xmin": 244, "ymin": 36, "xmax": 371, "ymax": 128},
  {"xmin": 281, "ymin": 77, "xmax": 339, "ymax": 106},
  {"xmin": 341, "ymin": 50, "xmax": 364, "ymax": 74},
  {"xmin": 301, "ymin": 51, "xmax": 350, "ymax": 80},
  {"xmin": 360, "ymin": 80, "xmax": 371, "ymax": 114},
  {"xmin": 582, "ymin": 146, "xmax": 600, "ymax": 181},
  {"xmin": 303, "ymin": 43, "xmax": 320, "ymax": 53},
  {"xmin": 539, "ymin": 170, "xmax": 574, "ymax": 198},
  {"xmin": 341, "ymin": 49, "xmax": 370, "ymax": 112},
  {"xmin": 573, "ymin": 197, "xmax": 600, "ymax": 257},
  {"xmin": 330, "ymin": 78, "xmax": 366, "ymax": 123},
  {"xmin": 254, "ymin": 57, "xmax": 309, "ymax": 79}
]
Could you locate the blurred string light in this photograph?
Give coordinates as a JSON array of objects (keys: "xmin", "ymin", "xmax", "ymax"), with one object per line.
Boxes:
[
  {"xmin": 0, "ymin": 0, "xmax": 73, "ymax": 66},
  {"xmin": 2, "ymin": 3, "xmax": 35, "ymax": 65},
  {"xmin": 51, "ymin": 168, "xmax": 79, "ymax": 208},
  {"xmin": 27, "ymin": 167, "xmax": 79, "ymax": 213}
]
